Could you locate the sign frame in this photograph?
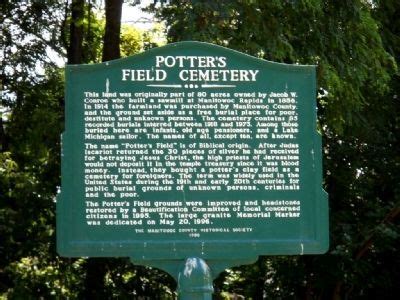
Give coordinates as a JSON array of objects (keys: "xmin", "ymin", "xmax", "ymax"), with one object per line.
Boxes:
[{"xmin": 57, "ymin": 42, "xmax": 328, "ymax": 273}]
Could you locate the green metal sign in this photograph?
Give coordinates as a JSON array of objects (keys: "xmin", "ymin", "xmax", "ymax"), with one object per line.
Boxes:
[{"xmin": 57, "ymin": 41, "xmax": 328, "ymax": 277}]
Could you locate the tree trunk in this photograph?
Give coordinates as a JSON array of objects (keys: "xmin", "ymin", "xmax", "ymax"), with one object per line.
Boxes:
[
  {"xmin": 80, "ymin": 2, "xmax": 123, "ymax": 298},
  {"xmin": 102, "ymin": 0, "xmax": 123, "ymax": 62},
  {"xmin": 0, "ymin": 117, "xmax": 8, "ymax": 152},
  {"xmin": 67, "ymin": 0, "xmax": 84, "ymax": 64}
]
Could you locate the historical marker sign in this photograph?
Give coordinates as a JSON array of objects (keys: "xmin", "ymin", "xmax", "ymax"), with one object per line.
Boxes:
[{"xmin": 57, "ymin": 42, "xmax": 328, "ymax": 268}]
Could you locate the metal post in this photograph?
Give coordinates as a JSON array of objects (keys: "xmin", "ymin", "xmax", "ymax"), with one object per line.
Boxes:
[{"xmin": 177, "ymin": 257, "xmax": 213, "ymax": 300}]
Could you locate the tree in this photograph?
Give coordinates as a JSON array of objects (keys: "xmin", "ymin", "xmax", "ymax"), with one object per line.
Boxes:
[
  {"xmin": 1, "ymin": 1, "xmax": 173, "ymax": 298},
  {"xmin": 155, "ymin": 0, "xmax": 400, "ymax": 298},
  {"xmin": 1, "ymin": 1, "xmax": 67, "ymax": 295}
]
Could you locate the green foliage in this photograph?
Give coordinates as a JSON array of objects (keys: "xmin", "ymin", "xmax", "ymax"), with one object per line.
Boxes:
[
  {"xmin": 4, "ymin": 257, "xmax": 85, "ymax": 299},
  {"xmin": 1, "ymin": 0, "xmax": 65, "ymax": 102},
  {"xmin": 121, "ymin": 25, "xmax": 144, "ymax": 56},
  {"xmin": 121, "ymin": 23, "xmax": 166, "ymax": 57},
  {"xmin": 0, "ymin": 69, "xmax": 64, "ymax": 297},
  {"xmin": 156, "ymin": 0, "xmax": 396, "ymax": 133},
  {"xmin": 155, "ymin": 0, "xmax": 400, "ymax": 299}
]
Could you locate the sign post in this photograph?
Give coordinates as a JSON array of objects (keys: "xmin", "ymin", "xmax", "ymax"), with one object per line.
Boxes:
[{"xmin": 57, "ymin": 41, "xmax": 328, "ymax": 297}]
